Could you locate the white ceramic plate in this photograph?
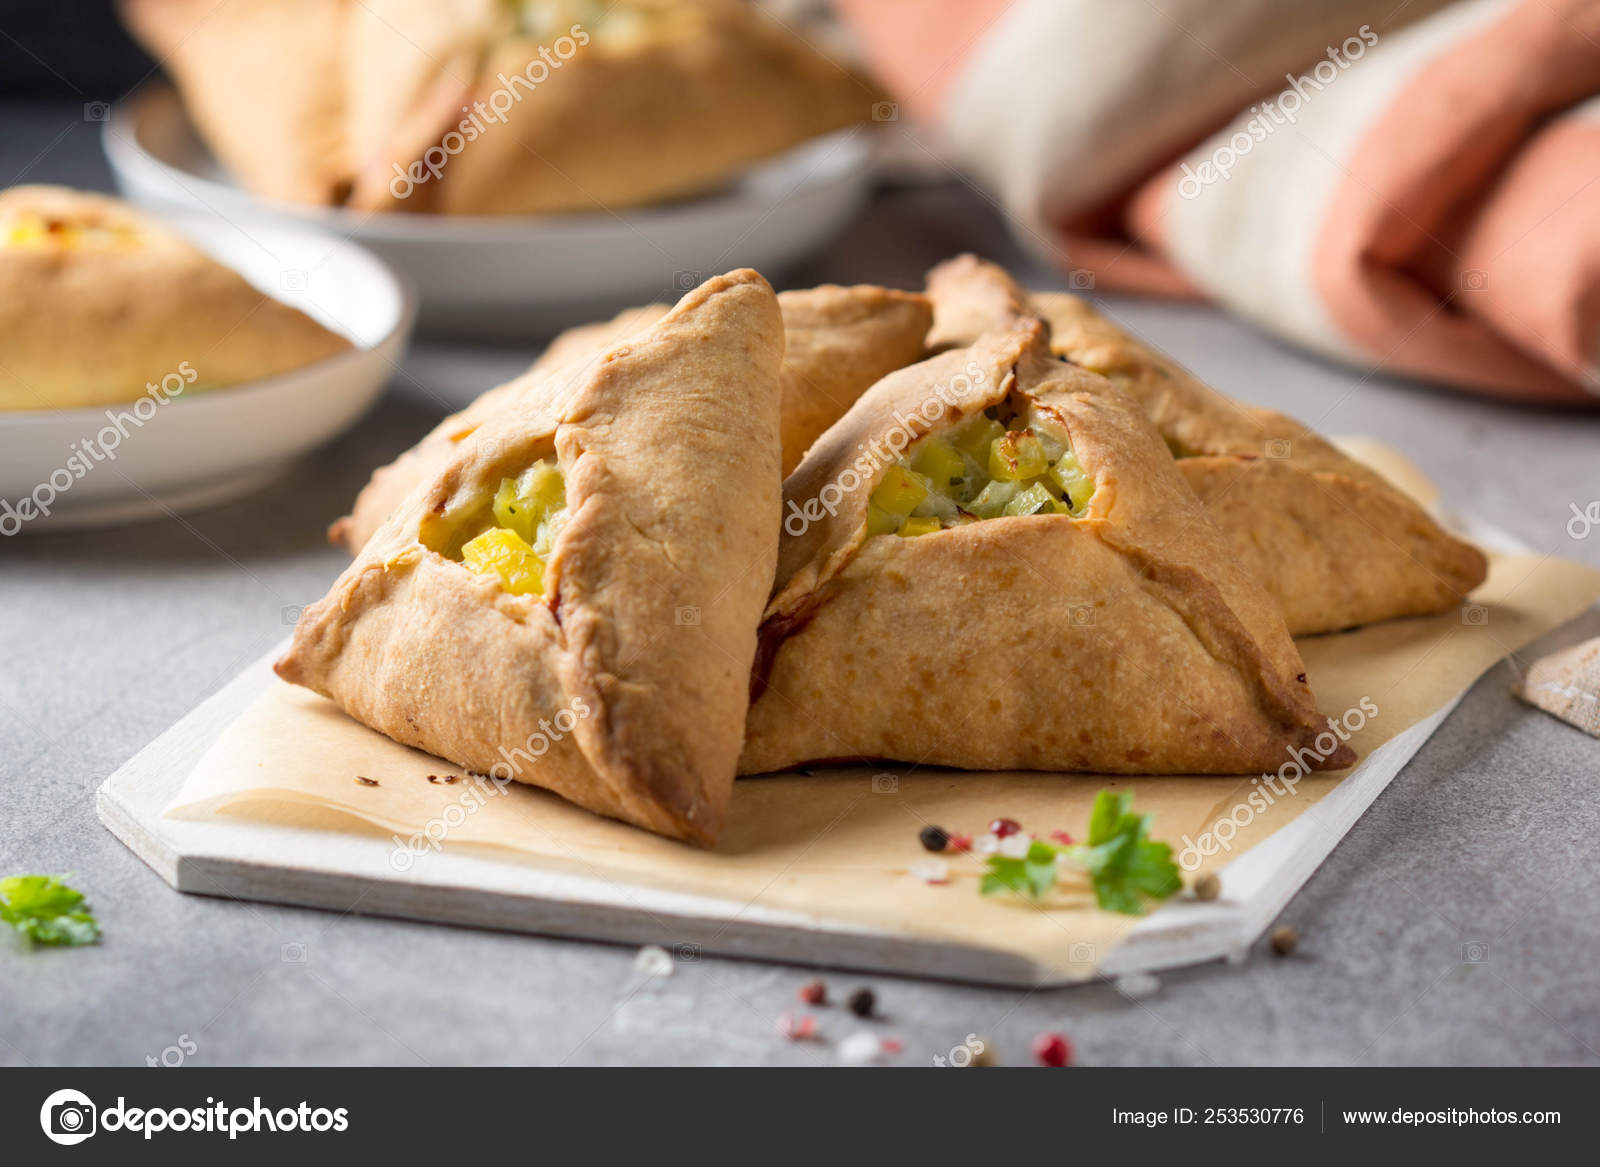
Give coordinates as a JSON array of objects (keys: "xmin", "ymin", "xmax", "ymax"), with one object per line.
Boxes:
[
  {"xmin": 106, "ymin": 85, "xmax": 877, "ymax": 336},
  {"xmin": 0, "ymin": 213, "xmax": 414, "ymax": 533}
]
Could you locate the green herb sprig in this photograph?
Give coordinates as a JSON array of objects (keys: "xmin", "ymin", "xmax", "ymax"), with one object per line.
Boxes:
[
  {"xmin": 980, "ymin": 790, "xmax": 1182, "ymax": 915},
  {"xmin": 0, "ymin": 875, "xmax": 101, "ymax": 947}
]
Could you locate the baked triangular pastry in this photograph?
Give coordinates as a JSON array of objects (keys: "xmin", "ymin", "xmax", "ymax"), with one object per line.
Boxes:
[
  {"xmin": 0, "ymin": 186, "xmax": 351, "ymax": 411},
  {"xmin": 129, "ymin": 0, "xmax": 873, "ymax": 215},
  {"xmin": 331, "ymin": 285, "xmax": 930, "ymax": 550},
  {"xmin": 277, "ymin": 270, "xmax": 785, "ymax": 844},
  {"xmin": 120, "ymin": 0, "xmax": 353, "ymax": 205},
  {"xmin": 1516, "ymin": 636, "xmax": 1600, "ymax": 738},
  {"xmin": 343, "ymin": 0, "xmax": 873, "ymax": 214},
  {"xmin": 740, "ymin": 319, "xmax": 1355, "ymax": 776},
  {"xmin": 925, "ymin": 255, "xmax": 1487, "ymax": 634}
]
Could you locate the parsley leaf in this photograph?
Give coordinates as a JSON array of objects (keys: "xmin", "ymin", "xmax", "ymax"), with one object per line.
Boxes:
[
  {"xmin": 978, "ymin": 790, "xmax": 1181, "ymax": 916},
  {"xmin": 0, "ymin": 875, "xmax": 101, "ymax": 947}
]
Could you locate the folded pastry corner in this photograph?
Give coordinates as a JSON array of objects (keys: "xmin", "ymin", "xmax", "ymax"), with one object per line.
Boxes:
[
  {"xmin": 331, "ymin": 284, "xmax": 931, "ymax": 552},
  {"xmin": 925, "ymin": 255, "xmax": 1488, "ymax": 635},
  {"xmin": 741, "ymin": 318, "xmax": 1355, "ymax": 777},
  {"xmin": 0, "ymin": 186, "xmax": 351, "ymax": 411},
  {"xmin": 278, "ymin": 269, "xmax": 786, "ymax": 844},
  {"xmin": 120, "ymin": 0, "xmax": 354, "ymax": 205}
]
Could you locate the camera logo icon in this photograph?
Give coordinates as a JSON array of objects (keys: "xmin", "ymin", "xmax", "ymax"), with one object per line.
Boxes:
[
  {"xmin": 40, "ymin": 1088, "xmax": 96, "ymax": 1145},
  {"xmin": 870, "ymin": 101, "xmax": 900, "ymax": 122}
]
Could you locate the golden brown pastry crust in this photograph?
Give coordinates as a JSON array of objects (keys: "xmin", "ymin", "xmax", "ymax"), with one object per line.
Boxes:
[
  {"xmin": 774, "ymin": 285, "xmax": 932, "ymax": 474},
  {"xmin": 925, "ymin": 255, "xmax": 1487, "ymax": 634},
  {"xmin": 331, "ymin": 285, "xmax": 930, "ymax": 551},
  {"xmin": 120, "ymin": 0, "xmax": 354, "ymax": 205},
  {"xmin": 740, "ymin": 321, "xmax": 1354, "ymax": 776},
  {"xmin": 345, "ymin": 0, "xmax": 874, "ymax": 215},
  {"xmin": 132, "ymin": 0, "xmax": 871, "ymax": 215},
  {"xmin": 277, "ymin": 270, "xmax": 785, "ymax": 845},
  {"xmin": 328, "ymin": 302, "xmax": 671, "ymax": 550},
  {"xmin": 0, "ymin": 186, "xmax": 351, "ymax": 411}
]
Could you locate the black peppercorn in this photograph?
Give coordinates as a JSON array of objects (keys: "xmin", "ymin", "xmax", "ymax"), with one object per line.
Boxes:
[
  {"xmin": 919, "ymin": 826, "xmax": 949, "ymax": 852},
  {"xmin": 846, "ymin": 987, "xmax": 875, "ymax": 1018}
]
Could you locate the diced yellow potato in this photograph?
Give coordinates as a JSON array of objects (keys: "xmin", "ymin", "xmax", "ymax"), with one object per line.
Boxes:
[
  {"xmin": 1065, "ymin": 475, "xmax": 1095, "ymax": 512},
  {"xmin": 870, "ymin": 465, "xmax": 929, "ymax": 516},
  {"xmin": 492, "ymin": 459, "xmax": 566, "ymax": 546},
  {"xmin": 866, "ymin": 503, "xmax": 901, "ymax": 536},
  {"xmin": 520, "ymin": 460, "xmax": 565, "ymax": 514},
  {"xmin": 492, "ymin": 477, "xmax": 538, "ymax": 544},
  {"xmin": 967, "ymin": 480, "xmax": 1018, "ymax": 518},
  {"xmin": 988, "ymin": 430, "xmax": 1048, "ymax": 481},
  {"xmin": 1002, "ymin": 483, "xmax": 1055, "ymax": 517},
  {"xmin": 461, "ymin": 528, "xmax": 546, "ymax": 596},
  {"xmin": 951, "ymin": 414, "xmax": 1005, "ymax": 464},
  {"xmin": 909, "ymin": 438, "xmax": 966, "ymax": 489},
  {"xmin": 897, "ymin": 515, "xmax": 942, "ymax": 538}
]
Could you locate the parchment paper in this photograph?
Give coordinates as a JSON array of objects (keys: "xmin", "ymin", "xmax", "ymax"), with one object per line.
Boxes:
[{"xmin": 165, "ymin": 444, "xmax": 1600, "ymax": 978}]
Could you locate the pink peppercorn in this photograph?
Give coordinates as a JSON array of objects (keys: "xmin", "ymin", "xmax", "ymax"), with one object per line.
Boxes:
[
  {"xmin": 1032, "ymin": 1031, "xmax": 1072, "ymax": 1067},
  {"xmin": 797, "ymin": 979, "xmax": 826, "ymax": 1005},
  {"xmin": 990, "ymin": 818, "xmax": 1022, "ymax": 838},
  {"xmin": 1050, "ymin": 830, "xmax": 1075, "ymax": 845},
  {"xmin": 777, "ymin": 1012, "xmax": 817, "ymax": 1041},
  {"xmin": 948, "ymin": 833, "xmax": 973, "ymax": 852}
]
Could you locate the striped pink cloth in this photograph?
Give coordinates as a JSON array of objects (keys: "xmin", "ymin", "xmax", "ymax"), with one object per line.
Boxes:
[{"xmin": 839, "ymin": 0, "xmax": 1600, "ymax": 404}]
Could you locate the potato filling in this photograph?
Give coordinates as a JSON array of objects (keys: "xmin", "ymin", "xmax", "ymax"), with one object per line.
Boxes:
[
  {"xmin": 457, "ymin": 459, "xmax": 568, "ymax": 596},
  {"xmin": 3, "ymin": 213, "xmax": 139, "ymax": 252},
  {"xmin": 867, "ymin": 407, "xmax": 1093, "ymax": 539}
]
